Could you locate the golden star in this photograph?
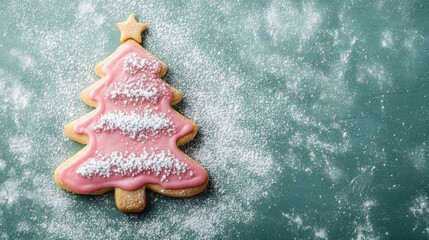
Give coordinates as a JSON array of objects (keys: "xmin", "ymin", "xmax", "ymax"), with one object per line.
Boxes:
[{"xmin": 117, "ymin": 14, "xmax": 148, "ymax": 43}]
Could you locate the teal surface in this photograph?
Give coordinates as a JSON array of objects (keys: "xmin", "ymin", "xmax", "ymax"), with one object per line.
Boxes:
[{"xmin": 0, "ymin": 0, "xmax": 428, "ymax": 239}]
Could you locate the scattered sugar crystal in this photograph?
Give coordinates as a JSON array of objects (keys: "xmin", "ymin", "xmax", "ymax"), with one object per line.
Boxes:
[
  {"xmin": 0, "ymin": 159, "xmax": 5, "ymax": 171},
  {"xmin": 93, "ymin": 109, "xmax": 175, "ymax": 140},
  {"xmin": 77, "ymin": 150, "xmax": 189, "ymax": 178},
  {"xmin": 107, "ymin": 74, "xmax": 166, "ymax": 105},
  {"xmin": 0, "ymin": 1, "xmax": 426, "ymax": 239},
  {"xmin": 123, "ymin": 53, "xmax": 160, "ymax": 75},
  {"xmin": 9, "ymin": 48, "xmax": 35, "ymax": 70},
  {"xmin": 77, "ymin": 1, "xmax": 95, "ymax": 18}
]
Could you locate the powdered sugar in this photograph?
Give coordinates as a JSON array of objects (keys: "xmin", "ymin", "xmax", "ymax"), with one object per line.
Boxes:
[
  {"xmin": 109, "ymin": 80, "xmax": 158, "ymax": 103},
  {"xmin": 0, "ymin": 5, "xmax": 278, "ymax": 238},
  {"xmin": 77, "ymin": 149, "xmax": 189, "ymax": 179},
  {"xmin": 123, "ymin": 53, "xmax": 160, "ymax": 75},
  {"xmin": 1, "ymin": 0, "xmax": 426, "ymax": 239},
  {"xmin": 93, "ymin": 110, "xmax": 175, "ymax": 140},
  {"xmin": 107, "ymin": 75, "xmax": 165, "ymax": 105}
]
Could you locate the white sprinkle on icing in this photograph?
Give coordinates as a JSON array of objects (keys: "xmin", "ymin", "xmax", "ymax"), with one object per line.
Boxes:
[
  {"xmin": 93, "ymin": 110, "xmax": 175, "ymax": 140},
  {"xmin": 76, "ymin": 150, "xmax": 189, "ymax": 179},
  {"xmin": 110, "ymin": 82, "xmax": 157, "ymax": 101},
  {"xmin": 107, "ymin": 75, "xmax": 167, "ymax": 105},
  {"xmin": 123, "ymin": 53, "xmax": 160, "ymax": 75}
]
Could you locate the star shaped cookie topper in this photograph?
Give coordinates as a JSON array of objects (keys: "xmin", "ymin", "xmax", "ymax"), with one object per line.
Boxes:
[{"xmin": 117, "ymin": 14, "xmax": 148, "ymax": 43}]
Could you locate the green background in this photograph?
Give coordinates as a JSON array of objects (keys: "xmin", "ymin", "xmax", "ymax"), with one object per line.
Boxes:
[{"xmin": 1, "ymin": 0, "xmax": 428, "ymax": 239}]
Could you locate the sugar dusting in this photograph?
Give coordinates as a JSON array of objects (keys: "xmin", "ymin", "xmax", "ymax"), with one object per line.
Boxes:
[
  {"xmin": 8, "ymin": 135, "xmax": 33, "ymax": 165},
  {"xmin": 0, "ymin": 0, "xmax": 427, "ymax": 239},
  {"xmin": 354, "ymin": 200, "xmax": 379, "ymax": 240},
  {"xmin": 0, "ymin": 1, "xmax": 278, "ymax": 239},
  {"xmin": 122, "ymin": 53, "xmax": 160, "ymax": 75},
  {"xmin": 93, "ymin": 110, "xmax": 174, "ymax": 140},
  {"xmin": 408, "ymin": 142, "xmax": 428, "ymax": 170},
  {"xmin": 411, "ymin": 194, "xmax": 429, "ymax": 236},
  {"xmin": 77, "ymin": 150, "xmax": 189, "ymax": 179},
  {"xmin": 9, "ymin": 48, "xmax": 35, "ymax": 70},
  {"xmin": 282, "ymin": 212, "xmax": 328, "ymax": 239},
  {"xmin": 108, "ymin": 78, "xmax": 161, "ymax": 104}
]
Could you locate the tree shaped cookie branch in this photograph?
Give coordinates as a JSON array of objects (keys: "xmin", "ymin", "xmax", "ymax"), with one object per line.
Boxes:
[{"xmin": 54, "ymin": 14, "xmax": 208, "ymax": 212}]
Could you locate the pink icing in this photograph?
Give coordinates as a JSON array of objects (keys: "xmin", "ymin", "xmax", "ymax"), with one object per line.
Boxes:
[{"xmin": 59, "ymin": 43, "xmax": 207, "ymax": 193}]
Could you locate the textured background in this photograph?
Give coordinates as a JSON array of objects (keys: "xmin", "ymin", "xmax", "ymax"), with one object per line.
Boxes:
[{"xmin": 0, "ymin": 0, "xmax": 428, "ymax": 239}]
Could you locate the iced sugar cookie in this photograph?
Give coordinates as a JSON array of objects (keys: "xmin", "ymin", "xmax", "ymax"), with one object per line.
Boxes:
[{"xmin": 54, "ymin": 14, "xmax": 208, "ymax": 212}]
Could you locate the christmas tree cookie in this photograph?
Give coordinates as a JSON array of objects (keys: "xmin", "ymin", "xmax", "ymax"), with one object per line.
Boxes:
[{"xmin": 54, "ymin": 14, "xmax": 208, "ymax": 212}]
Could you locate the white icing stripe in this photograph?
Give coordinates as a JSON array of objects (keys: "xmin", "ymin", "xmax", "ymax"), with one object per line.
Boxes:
[
  {"xmin": 93, "ymin": 110, "xmax": 174, "ymax": 140},
  {"xmin": 76, "ymin": 150, "xmax": 189, "ymax": 180}
]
